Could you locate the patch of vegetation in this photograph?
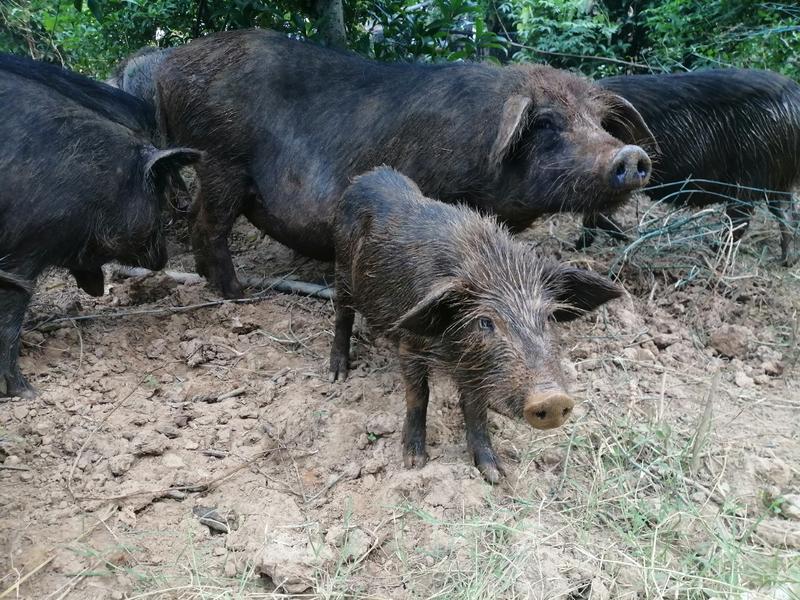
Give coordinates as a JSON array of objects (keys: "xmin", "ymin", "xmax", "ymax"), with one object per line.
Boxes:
[{"xmin": 2, "ymin": 1, "xmax": 798, "ymax": 79}]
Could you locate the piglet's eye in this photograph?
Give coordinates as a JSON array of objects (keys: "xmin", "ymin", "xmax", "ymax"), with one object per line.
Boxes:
[
  {"xmin": 478, "ymin": 317, "xmax": 494, "ymax": 332},
  {"xmin": 534, "ymin": 115, "xmax": 559, "ymax": 131}
]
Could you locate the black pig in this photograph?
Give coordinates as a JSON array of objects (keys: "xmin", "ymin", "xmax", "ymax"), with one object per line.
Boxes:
[
  {"xmin": 0, "ymin": 54, "xmax": 201, "ymax": 398},
  {"xmin": 154, "ymin": 29, "xmax": 654, "ymax": 298},
  {"xmin": 330, "ymin": 167, "xmax": 623, "ymax": 482},
  {"xmin": 106, "ymin": 46, "xmax": 174, "ymax": 108},
  {"xmin": 579, "ymin": 69, "xmax": 800, "ymax": 264}
]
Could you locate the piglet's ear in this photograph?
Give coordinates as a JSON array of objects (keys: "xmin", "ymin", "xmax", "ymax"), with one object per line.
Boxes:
[
  {"xmin": 602, "ymin": 94, "xmax": 659, "ymax": 155},
  {"xmin": 394, "ymin": 279, "xmax": 467, "ymax": 337},
  {"xmin": 490, "ymin": 95, "xmax": 533, "ymax": 166},
  {"xmin": 543, "ymin": 265, "xmax": 624, "ymax": 322},
  {"xmin": 144, "ymin": 147, "xmax": 204, "ymax": 185}
]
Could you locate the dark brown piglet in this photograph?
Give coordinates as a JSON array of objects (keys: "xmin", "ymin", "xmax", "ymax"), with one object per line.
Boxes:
[{"xmin": 330, "ymin": 167, "xmax": 623, "ymax": 483}]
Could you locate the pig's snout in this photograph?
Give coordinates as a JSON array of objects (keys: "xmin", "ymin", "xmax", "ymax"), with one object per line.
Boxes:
[
  {"xmin": 523, "ymin": 392, "xmax": 575, "ymax": 430},
  {"xmin": 608, "ymin": 145, "xmax": 651, "ymax": 191}
]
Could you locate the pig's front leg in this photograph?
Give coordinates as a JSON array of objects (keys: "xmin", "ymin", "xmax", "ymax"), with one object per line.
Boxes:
[
  {"xmin": 329, "ymin": 267, "xmax": 355, "ymax": 382},
  {"xmin": 0, "ymin": 286, "xmax": 35, "ymax": 399},
  {"xmin": 460, "ymin": 393, "xmax": 504, "ymax": 484},
  {"xmin": 399, "ymin": 340, "xmax": 429, "ymax": 468}
]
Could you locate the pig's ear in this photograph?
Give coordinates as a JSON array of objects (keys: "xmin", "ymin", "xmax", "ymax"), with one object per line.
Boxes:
[
  {"xmin": 394, "ymin": 279, "xmax": 467, "ymax": 337},
  {"xmin": 602, "ymin": 94, "xmax": 660, "ymax": 155},
  {"xmin": 490, "ymin": 95, "xmax": 533, "ymax": 166},
  {"xmin": 144, "ymin": 147, "xmax": 204, "ymax": 187},
  {"xmin": 543, "ymin": 265, "xmax": 624, "ymax": 322}
]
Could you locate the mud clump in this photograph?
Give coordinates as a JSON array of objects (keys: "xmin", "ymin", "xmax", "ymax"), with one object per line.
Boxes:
[{"xmin": 709, "ymin": 324, "xmax": 753, "ymax": 358}]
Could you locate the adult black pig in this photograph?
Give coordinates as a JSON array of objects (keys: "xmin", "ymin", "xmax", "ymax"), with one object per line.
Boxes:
[
  {"xmin": 579, "ymin": 69, "xmax": 800, "ymax": 265},
  {"xmin": 155, "ymin": 29, "xmax": 655, "ymax": 298},
  {"xmin": 0, "ymin": 54, "xmax": 201, "ymax": 398},
  {"xmin": 330, "ymin": 167, "xmax": 623, "ymax": 482}
]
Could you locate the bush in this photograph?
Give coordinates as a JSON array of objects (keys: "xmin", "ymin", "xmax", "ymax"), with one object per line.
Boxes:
[
  {"xmin": 1, "ymin": 0, "xmax": 798, "ymax": 80},
  {"xmin": 510, "ymin": 0, "xmax": 800, "ymax": 79}
]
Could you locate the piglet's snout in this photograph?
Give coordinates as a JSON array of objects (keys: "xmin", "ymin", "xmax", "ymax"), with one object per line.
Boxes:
[{"xmin": 523, "ymin": 392, "xmax": 575, "ymax": 430}]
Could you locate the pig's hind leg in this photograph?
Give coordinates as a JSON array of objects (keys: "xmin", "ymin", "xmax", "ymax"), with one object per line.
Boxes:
[
  {"xmin": 0, "ymin": 284, "xmax": 35, "ymax": 399},
  {"xmin": 399, "ymin": 341, "xmax": 430, "ymax": 469},
  {"xmin": 190, "ymin": 159, "xmax": 251, "ymax": 299}
]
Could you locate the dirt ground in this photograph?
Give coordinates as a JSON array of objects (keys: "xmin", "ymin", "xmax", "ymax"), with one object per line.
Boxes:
[{"xmin": 1, "ymin": 198, "xmax": 799, "ymax": 599}]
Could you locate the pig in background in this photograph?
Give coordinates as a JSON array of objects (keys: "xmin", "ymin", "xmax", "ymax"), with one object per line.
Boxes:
[
  {"xmin": 0, "ymin": 54, "xmax": 201, "ymax": 398},
  {"xmin": 153, "ymin": 28, "xmax": 654, "ymax": 298},
  {"xmin": 330, "ymin": 167, "xmax": 623, "ymax": 482},
  {"xmin": 105, "ymin": 46, "xmax": 174, "ymax": 109},
  {"xmin": 580, "ymin": 68, "xmax": 800, "ymax": 265}
]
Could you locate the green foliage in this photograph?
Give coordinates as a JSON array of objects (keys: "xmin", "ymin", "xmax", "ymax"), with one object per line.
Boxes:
[
  {"xmin": 641, "ymin": 1, "xmax": 800, "ymax": 78},
  {"xmin": 511, "ymin": 0, "xmax": 630, "ymax": 76},
  {"xmin": 1, "ymin": 0, "xmax": 191, "ymax": 76},
  {"xmin": 510, "ymin": 0, "xmax": 800, "ymax": 79},
  {"xmin": 347, "ymin": 0, "xmax": 508, "ymax": 62},
  {"xmin": 2, "ymin": 0, "xmax": 511, "ymax": 77},
  {"xmin": 1, "ymin": 0, "xmax": 799, "ymax": 81}
]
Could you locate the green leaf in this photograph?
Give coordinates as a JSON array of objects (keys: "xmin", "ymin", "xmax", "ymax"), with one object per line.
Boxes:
[
  {"xmin": 447, "ymin": 49, "xmax": 470, "ymax": 60},
  {"xmin": 73, "ymin": 0, "xmax": 83, "ymax": 11}
]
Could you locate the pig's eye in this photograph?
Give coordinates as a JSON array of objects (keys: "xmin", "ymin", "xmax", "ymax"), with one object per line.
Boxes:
[
  {"xmin": 478, "ymin": 317, "xmax": 495, "ymax": 332},
  {"xmin": 534, "ymin": 115, "xmax": 560, "ymax": 131}
]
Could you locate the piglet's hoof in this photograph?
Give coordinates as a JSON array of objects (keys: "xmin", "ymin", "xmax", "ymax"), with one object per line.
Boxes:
[
  {"xmin": 403, "ymin": 410, "xmax": 428, "ymax": 469},
  {"xmin": 403, "ymin": 451, "xmax": 427, "ymax": 469},
  {"xmin": 328, "ymin": 352, "xmax": 349, "ymax": 382},
  {"xmin": 477, "ymin": 462, "xmax": 504, "ymax": 485},
  {"xmin": 471, "ymin": 446, "xmax": 505, "ymax": 484},
  {"xmin": 403, "ymin": 448, "xmax": 428, "ymax": 469}
]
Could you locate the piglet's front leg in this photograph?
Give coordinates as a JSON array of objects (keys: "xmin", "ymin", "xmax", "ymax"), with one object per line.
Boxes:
[
  {"xmin": 399, "ymin": 341, "xmax": 429, "ymax": 468},
  {"xmin": 329, "ymin": 268, "xmax": 355, "ymax": 382},
  {"xmin": 460, "ymin": 394, "xmax": 504, "ymax": 484}
]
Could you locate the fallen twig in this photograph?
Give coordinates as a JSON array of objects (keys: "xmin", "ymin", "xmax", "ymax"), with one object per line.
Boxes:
[
  {"xmin": 26, "ymin": 269, "xmax": 334, "ymax": 333},
  {"xmin": 30, "ymin": 298, "xmax": 257, "ymax": 332},
  {"xmin": 216, "ymin": 386, "xmax": 247, "ymax": 402},
  {"xmin": 0, "ymin": 465, "xmax": 30, "ymax": 471},
  {"xmin": 115, "ymin": 266, "xmax": 335, "ymax": 300},
  {"xmin": 202, "ymin": 449, "xmax": 228, "ymax": 459},
  {"xmin": 305, "ymin": 473, "xmax": 344, "ymax": 503}
]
